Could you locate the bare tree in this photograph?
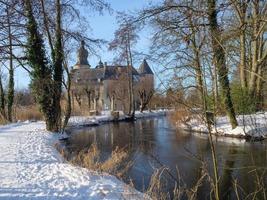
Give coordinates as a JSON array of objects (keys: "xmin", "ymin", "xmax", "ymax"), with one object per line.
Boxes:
[
  {"xmin": 109, "ymin": 14, "xmax": 139, "ymax": 118},
  {"xmin": 230, "ymin": 0, "xmax": 248, "ymax": 89},
  {"xmin": 137, "ymin": 76, "xmax": 154, "ymax": 112},
  {"xmin": 0, "ymin": 0, "xmax": 23, "ymax": 122},
  {"xmin": 135, "ymin": 1, "xmax": 214, "ymax": 123},
  {"xmin": 106, "ymin": 71, "xmax": 130, "ymax": 113}
]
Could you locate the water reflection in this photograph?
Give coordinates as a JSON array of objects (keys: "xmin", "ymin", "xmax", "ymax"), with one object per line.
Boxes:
[
  {"xmin": 66, "ymin": 117, "xmax": 267, "ymax": 199},
  {"xmin": 220, "ymin": 147, "xmax": 237, "ymax": 199}
]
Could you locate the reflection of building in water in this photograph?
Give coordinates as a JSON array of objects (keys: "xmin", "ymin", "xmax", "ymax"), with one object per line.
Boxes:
[{"xmin": 70, "ymin": 41, "xmax": 154, "ymax": 113}]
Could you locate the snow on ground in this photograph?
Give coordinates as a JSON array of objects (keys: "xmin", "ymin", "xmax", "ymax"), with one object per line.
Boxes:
[
  {"xmin": 68, "ymin": 110, "xmax": 167, "ymax": 127},
  {"xmin": 0, "ymin": 121, "xmax": 146, "ymax": 199},
  {"xmin": 185, "ymin": 112, "xmax": 267, "ymax": 138}
]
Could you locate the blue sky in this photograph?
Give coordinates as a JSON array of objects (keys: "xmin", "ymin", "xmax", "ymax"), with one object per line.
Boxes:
[
  {"xmin": 87, "ymin": 0, "xmax": 153, "ymax": 67},
  {"xmin": 15, "ymin": 0, "xmax": 158, "ymax": 90}
]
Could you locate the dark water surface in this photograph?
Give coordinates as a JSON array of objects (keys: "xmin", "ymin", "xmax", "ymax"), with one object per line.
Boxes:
[{"xmin": 65, "ymin": 116, "xmax": 267, "ymax": 199}]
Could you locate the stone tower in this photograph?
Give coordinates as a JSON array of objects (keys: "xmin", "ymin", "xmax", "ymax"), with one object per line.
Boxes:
[{"xmin": 73, "ymin": 40, "xmax": 90, "ymax": 69}]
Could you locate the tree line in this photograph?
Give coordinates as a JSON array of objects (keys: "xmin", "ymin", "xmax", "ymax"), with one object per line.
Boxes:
[
  {"xmin": 127, "ymin": 0, "xmax": 267, "ymax": 129},
  {"xmin": 0, "ymin": 0, "xmax": 266, "ymax": 132},
  {"xmin": 0, "ymin": 0, "xmax": 108, "ymax": 131}
]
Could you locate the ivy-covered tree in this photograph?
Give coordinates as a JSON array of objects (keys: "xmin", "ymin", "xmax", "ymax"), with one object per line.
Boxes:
[
  {"xmin": 52, "ymin": 0, "xmax": 64, "ymax": 130},
  {"xmin": 207, "ymin": 0, "xmax": 238, "ymax": 129},
  {"xmin": 24, "ymin": 0, "xmax": 61, "ymax": 131}
]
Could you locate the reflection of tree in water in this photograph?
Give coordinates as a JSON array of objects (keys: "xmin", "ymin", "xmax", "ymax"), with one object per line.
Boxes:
[
  {"xmin": 79, "ymin": 119, "xmax": 157, "ymax": 163},
  {"xmin": 219, "ymin": 147, "xmax": 237, "ymax": 199},
  {"xmin": 236, "ymin": 144, "xmax": 267, "ymax": 199},
  {"xmin": 107, "ymin": 119, "xmax": 156, "ymax": 152},
  {"xmin": 66, "ymin": 118, "xmax": 267, "ymax": 199},
  {"xmin": 66, "ymin": 127, "xmax": 97, "ymax": 151},
  {"xmin": 135, "ymin": 119, "xmax": 156, "ymax": 153}
]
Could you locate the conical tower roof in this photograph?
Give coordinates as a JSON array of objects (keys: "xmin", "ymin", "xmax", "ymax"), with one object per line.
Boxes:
[{"xmin": 139, "ymin": 59, "xmax": 153, "ymax": 75}]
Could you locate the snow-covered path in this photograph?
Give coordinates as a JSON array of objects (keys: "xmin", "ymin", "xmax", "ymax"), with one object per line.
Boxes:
[{"xmin": 0, "ymin": 122, "xmax": 143, "ymax": 200}]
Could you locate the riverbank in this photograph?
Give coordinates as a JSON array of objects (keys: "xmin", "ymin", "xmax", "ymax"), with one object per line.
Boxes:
[
  {"xmin": 182, "ymin": 111, "xmax": 267, "ymax": 140},
  {"xmin": 68, "ymin": 110, "xmax": 168, "ymax": 127},
  {"xmin": 0, "ymin": 121, "xmax": 146, "ymax": 199}
]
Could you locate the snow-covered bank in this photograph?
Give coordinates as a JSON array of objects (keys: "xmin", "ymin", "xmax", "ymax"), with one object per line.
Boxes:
[
  {"xmin": 68, "ymin": 110, "xmax": 167, "ymax": 127},
  {"xmin": 0, "ymin": 121, "xmax": 146, "ymax": 199},
  {"xmin": 183, "ymin": 112, "xmax": 267, "ymax": 139}
]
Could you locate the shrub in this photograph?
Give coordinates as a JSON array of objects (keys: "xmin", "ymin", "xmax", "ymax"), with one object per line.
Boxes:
[{"xmin": 231, "ymin": 83, "xmax": 257, "ymax": 114}]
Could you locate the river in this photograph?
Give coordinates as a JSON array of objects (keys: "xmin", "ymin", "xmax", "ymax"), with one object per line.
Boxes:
[{"xmin": 65, "ymin": 116, "xmax": 267, "ymax": 199}]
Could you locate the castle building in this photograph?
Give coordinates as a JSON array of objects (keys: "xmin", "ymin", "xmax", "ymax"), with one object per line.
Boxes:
[{"xmin": 70, "ymin": 41, "xmax": 154, "ymax": 113}]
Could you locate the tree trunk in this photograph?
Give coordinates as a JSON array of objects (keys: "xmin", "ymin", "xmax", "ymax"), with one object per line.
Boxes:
[
  {"xmin": 237, "ymin": 0, "xmax": 248, "ymax": 89},
  {"xmin": 0, "ymin": 74, "xmax": 5, "ymax": 119},
  {"xmin": 62, "ymin": 63, "xmax": 72, "ymax": 131},
  {"xmin": 139, "ymin": 90, "xmax": 153, "ymax": 113},
  {"xmin": 194, "ymin": 44, "xmax": 208, "ymax": 120},
  {"xmin": 240, "ymin": 32, "xmax": 247, "ymax": 88},
  {"xmin": 126, "ymin": 30, "xmax": 135, "ymax": 119},
  {"xmin": 256, "ymin": 66, "xmax": 263, "ymax": 110},
  {"xmin": 52, "ymin": 0, "xmax": 63, "ymax": 131},
  {"xmin": 207, "ymin": 0, "xmax": 238, "ymax": 129},
  {"xmin": 24, "ymin": 0, "xmax": 63, "ymax": 132},
  {"xmin": 74, "ymin": 94, "xmax": 82, "ymax": 108},
  {"xmin": 189, "ymin": 15, "xmax": 208, "ymax": 116},
  {"xmin": 248, "ymin": 1, "xmax": 260, "ymax": 96},
  {"xmin": 126, "ymin": 47, "xmax": 132, "ymax": 116},
  {"xmin": 7, "ymin": 7, "xmax": 14, "ymax": 122},
  {"xmin": 140, "ymin": 103, "xmax": 145, "ymax": 113},
  {"xmin": 255, "ymin": 30, "xmax": 265, "ymax": 111},
  {"xmin": 40, "ymin": 0, "xmax": 55, "ymax": 63}
]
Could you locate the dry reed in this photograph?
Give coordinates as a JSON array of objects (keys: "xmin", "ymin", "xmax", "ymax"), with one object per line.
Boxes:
[
  {"xmin": 70, "ymin": 143, "xmax": 133, "ymax": 179},
  {"xmin": 169, "ymin": 109, "xmax": 191, "ymax": 126},
  {"xmin": 14, "ymin": 105, "xmax": 43, "ymax": 121}
]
